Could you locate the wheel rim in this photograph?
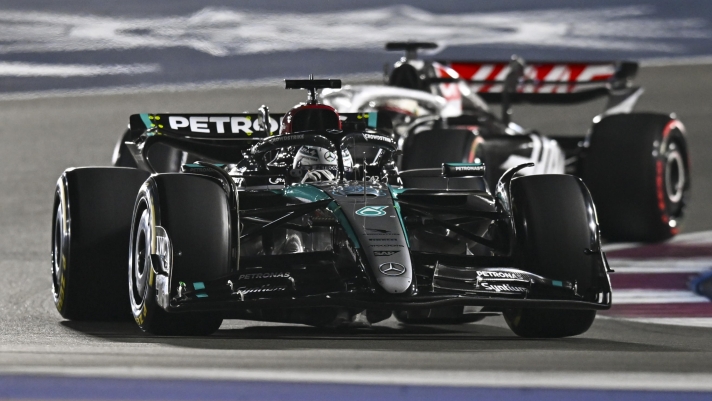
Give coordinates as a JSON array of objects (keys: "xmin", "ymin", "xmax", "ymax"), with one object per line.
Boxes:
[
  {"xmin": 129, "ymin": 207, "xmax": 151, "ymax": 314},
  {"xmin": 51, "ymin": 202, "xmax": 64, "ymax": 301},
  {"xmin": 664, "ymin": 142, "xmax": 685, "ymax": 204}
]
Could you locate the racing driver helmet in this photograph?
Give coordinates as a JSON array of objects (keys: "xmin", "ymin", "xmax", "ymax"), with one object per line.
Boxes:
[
  {"xmin": 293, "ymin": 146, "xmax": 353, "ymax": 181},
  {"xmin": 283, "ymin": 102, "xmax": 353, "ymax": 181}
]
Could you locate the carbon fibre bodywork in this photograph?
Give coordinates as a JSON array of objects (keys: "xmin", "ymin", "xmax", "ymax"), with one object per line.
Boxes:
[
  {"xmin": 143, "ymin": 166, "xmax": 611, "ymax": 320},
  {"xmin": 96, "ymin": 79, "xmax": 613, "ymax": 331},
  {"xmin": 156, "ymin": 178, "xmax": 611, "ymax": 317}
]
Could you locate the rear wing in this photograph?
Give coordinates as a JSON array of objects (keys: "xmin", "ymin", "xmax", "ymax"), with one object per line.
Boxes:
[
  {"xmin": 126, "ymin": 111, "xmax": 390, "ymax": 169},
  {"xmin": 436, "ymin": 60, "xmax": 638, "ymax": 104},
  {"xmin": 128, "ymin": 112, "xmax": 388, "ymax": 137},
  {"xmin": 129, "ymin": 113, "xmax": 283, "ymax": 138}
]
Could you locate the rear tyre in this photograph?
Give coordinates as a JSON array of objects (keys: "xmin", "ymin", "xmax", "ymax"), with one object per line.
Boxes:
[
  {"xmin": 129, "ymin": 174, "xmax": 229, "ymax": 336},
  {"xmin": 504, "ymin": 174, "xmax": 599, "ymax": 338},
  {"xmin": 51, "ymin": 167, "xmax": 150, "ymax": 320},
  {"xmin": 581, "ymin": 113, "xmax": 689, "ymax": 242}
]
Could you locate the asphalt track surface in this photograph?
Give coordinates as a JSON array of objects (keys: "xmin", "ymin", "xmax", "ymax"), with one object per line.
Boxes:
[{"xmin": 0, "ymin": 64, "xmax": 711, "ymax": 399}]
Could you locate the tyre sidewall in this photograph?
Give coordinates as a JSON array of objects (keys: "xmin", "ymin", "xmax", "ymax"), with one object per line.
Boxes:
[
  {"xmin": 582, "ymin": 114, "xmax": 689, "ymax": 241},
  {"xmin": 129, "ymin": 174, "xmax": 228, "ymax": 335},
  {"xmin": 52, "ymin": 182, "xmax": 71, "ymax": 316},
  {"xmin": 128, "ymin": 191, "xmax": 156, "ymax": 330}
]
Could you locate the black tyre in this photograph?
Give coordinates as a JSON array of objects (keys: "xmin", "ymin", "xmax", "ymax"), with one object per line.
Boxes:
[
  {"xmin": 129, "ymin": 174, "xmax": 229, "ymax": 336},
  {"xmin": 113, "ymin": 129, "xmax": 184, "ymax": 172},
  {"xmin": 401, "ymin": 129, "xmax": 476, "ymax": 170},
  {"xmin": 394, "ymin": 307, "xmax": 487, "ymax": 325},
  {"xmin": 503, "ymin": 309, "xmax": 596, "ymax": 338},
  {"xmin": 504, "ymin": 174, "xmax": 599, "ymax": 338},
  {"xmin": 581, "ymin": 113, "xmax": 689, "ymax": 242},
  {"xmin": 51, "ymin": 167, "xmax": 150, "ymax": 320}
]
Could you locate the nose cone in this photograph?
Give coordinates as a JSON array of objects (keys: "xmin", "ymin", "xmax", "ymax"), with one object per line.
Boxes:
[
  {"xmin": 325, "ymin": 184, "xmax": 413, "ymax": 294},
  {"xmin": 374, "ymin": 261, "xmax": 412, "ymax": 294}
]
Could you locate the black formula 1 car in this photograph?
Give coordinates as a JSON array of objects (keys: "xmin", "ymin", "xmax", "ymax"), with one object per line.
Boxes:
[
  {"xmin": 54, "ymin": 79, "xmax": 611, "ymax": 338},
  {"xmin": 321, "ymin": 42, "xmax": 690, "ymax": 243}
]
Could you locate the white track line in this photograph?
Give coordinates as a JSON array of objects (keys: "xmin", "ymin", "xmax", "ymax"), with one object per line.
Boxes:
[
  {"xmin": 0, "ymin": 62, "xmax": 160, "ymax": 77},
  {"xmin": 608, "ymin": 261, "xmax": 712, "ymax": 274},
  {"xmin": 624, "ymin": 318, "xmax": 712, "ymax": 328},
  {"xmin": 613, "ymin": 290, "xmax": 710, "ymax": 304},
  {"xmin": 0, "ymin": 6, "xmax": 704, "ymax": 57},
  {"xmin": 1, "ymin": 366, "xmax": 712, "ymax": 392}
]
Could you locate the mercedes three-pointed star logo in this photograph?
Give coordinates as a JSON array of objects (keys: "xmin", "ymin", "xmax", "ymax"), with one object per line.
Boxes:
[{"xmin": 378, "ymin": 262, "xmax": 406, "ymax": 276}]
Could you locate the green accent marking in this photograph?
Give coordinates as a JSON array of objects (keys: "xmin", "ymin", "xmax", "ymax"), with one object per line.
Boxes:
[
  {"xmin": 139, "ymin": 114, "xmax": 152, "ymax": 130},
  {"xmin": 367, "ymin": 112, "xmax": 378, "ymax": 128},
  {"xmin": 183, "ymin": 163, "xmax": 226, "ymax": 170},
  {"xmin": 196, "ymin": 293, "xmax": 208, "ymax": 298},
  {"xmin": 328, "ymin": 201, "xmax": 361, "ymax": 249},
  {"xmin": 283, "ymin": 184, "xmax": 331, "ymax": 202},
  {"xmin": 388, "ymin": 185, "xmax": 406, "ymax": 198},
  {"xmin": 387, "ymin": 185, "xmax": 410, "ymax": 247},
  {"xmin": 193, "ymin": 282, "xmax": 205, "ymax": 290},
  {"xmin": 392, "ymin": 200, "xmax": 410, "ymax": 247},
  {"xmin": 552, "ymin": 280, "xmax": 563, "ymax": 287},
  {"xmin": 355, "ymin": 206, "xmax": 387, "ymax": 217}
]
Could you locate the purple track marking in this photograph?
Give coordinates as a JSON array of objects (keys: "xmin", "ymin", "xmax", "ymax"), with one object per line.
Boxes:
[
  {"xmin": 1, "ymin": 375, "xmax": 712, "ymax": 401},
  {"xmin": 601, "ymin": 232, "xmax": 712, "ymax": 324},
  {"xmin": 605, "ymin": 303, "xmax": 712, "ymax": 318},
  {"xmin": 611, "ymin": 273, "xmax": 695, "ymax": 290}
]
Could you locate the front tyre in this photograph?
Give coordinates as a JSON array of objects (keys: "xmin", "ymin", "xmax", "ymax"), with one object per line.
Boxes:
[
  {"xmin": 129, "ymin": 174, "xmax": 228, "ymax": 336},
  {"xmin": 504, "ymin": 175, "xmax": 601, "ymax": 338},
  {"xmin": 503, "ymin": 309, "xmax": 596, "ymax": 338},
  {"xmin": 393, "ymin": 307, "xmax": 487, "ymax": 325}
]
